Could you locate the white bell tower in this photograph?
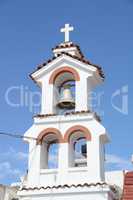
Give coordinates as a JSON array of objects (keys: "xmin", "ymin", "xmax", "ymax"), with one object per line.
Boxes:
[{"xmin": 18, "ymin": 24, "xmax": 116, "ymax": 200}]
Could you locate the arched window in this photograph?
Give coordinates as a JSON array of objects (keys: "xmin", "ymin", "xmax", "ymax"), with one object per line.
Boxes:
[
  {"xmin": 54, "ymin": 72, "xmax": 76, "ymax": 114},
  {"xmin": 49, "ymin": 67, "xmax": 80, "ymax": 115},
  {"xmin": 40, "ymin": 133, "xmax": 60, "ymax": 169},
  {"xmin": 68, "ymin": 131, "xmax": 87, "ymax": 168}
]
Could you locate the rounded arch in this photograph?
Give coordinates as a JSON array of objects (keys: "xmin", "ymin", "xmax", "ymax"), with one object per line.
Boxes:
[
  {"xmin": 49, "ymin": 66, "xmax": 80, "ymax": 84},
  {"xmin": 37, "ymin": 128, "xmax": 63, "ymax": 145},
  {"xmin": 64, "ymin": 125, "xmax": 91, "ymax": 143}
]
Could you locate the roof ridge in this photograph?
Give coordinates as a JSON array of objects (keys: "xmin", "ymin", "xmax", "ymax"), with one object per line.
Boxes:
[{"xmin": 30, "ymin": 52, "xmax": 105, "ymax": 80}]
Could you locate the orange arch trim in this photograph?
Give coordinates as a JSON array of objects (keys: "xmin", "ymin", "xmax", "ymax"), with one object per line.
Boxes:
[
  {"xmin": 49, "ymin": 66, "xmax": 80, "ymax": 84},
  {"xmin": 64, "ymin": 125, "xmax": 91, "ymax": 143},
  {"xmin": 37, "ymin": 128, "xmax": 63, "ymax": 145}
]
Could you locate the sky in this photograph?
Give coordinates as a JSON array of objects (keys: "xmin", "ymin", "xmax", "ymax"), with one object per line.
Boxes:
[{"xmin": 0, "ymin": 0, "xmax": 132, "ymax": 185}]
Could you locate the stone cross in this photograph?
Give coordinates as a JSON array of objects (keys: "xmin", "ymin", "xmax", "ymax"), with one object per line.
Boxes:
[{"xmin": 60, "ymin": 24, "xmax": 74, "ymax": 42}]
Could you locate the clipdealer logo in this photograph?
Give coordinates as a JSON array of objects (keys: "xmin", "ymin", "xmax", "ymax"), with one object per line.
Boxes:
[{"xmin": 4, "ymin": 84, "xmax": 128, "ymax": 115}]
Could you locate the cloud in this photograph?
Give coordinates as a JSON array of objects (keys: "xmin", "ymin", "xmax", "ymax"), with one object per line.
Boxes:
[
  {"xmin": 0, "ymin": 146, "xmax": 28, "ymax": 183},
  {"xmin": 16, "ymin": 151, "xmax": 28, "ymax": 160},
  {"xmin": 0, "ymin": 146, "xmax": 28, "ymax": 161},
  {"xmin": 106, "ymin": 154, "xmax": 133, "ymax": 170},
  {"xmin": 0, "ymin": 161, "xmax": 22, "ymax": 180}
]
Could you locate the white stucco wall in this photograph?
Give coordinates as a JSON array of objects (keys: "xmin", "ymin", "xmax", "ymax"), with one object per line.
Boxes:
[
  {"xmin": 18, "ymin": 170, "xmax": 125, "ymax": 200},
  {"xmin": 24, "ymin": 113, "xmax": 108, "ymax": 187},
  {"xmin": 105, "ymin": 170, "xmax": 124, "ymax": 191}
]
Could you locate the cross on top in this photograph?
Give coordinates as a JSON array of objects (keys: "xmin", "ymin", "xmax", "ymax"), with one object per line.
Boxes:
[{"xmin": 60, "ymin": 24, "xmax": 74, "ymax": 42}]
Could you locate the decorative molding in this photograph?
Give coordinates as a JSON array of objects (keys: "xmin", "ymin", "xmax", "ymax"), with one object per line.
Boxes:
[
  {"xmin": 64, "ymin": 125, "xmax": 92, "ymax": 143},
  {"xmin": 49, "ymin": 66, "xmax": 80, "ymax": 84},
  {"xmin": 37, "ymin": 125, "xmax": 92, "ymax": 145},
  {"xmin": 20, "ymin": 182, "xmax": 107, "ymax": 191},
  {"xmin": 37, "ymin": 128, "xmax": 63, "ymax": 145}
]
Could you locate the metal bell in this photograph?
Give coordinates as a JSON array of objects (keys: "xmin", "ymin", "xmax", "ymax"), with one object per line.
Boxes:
[{"xmin": 57, "ymin": 85, "xmax": 75, "ymax": 109}]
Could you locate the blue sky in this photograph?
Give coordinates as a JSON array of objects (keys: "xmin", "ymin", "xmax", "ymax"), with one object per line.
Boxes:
[{"xmin": 0, "ymin": 0, "xmax": 132, "ymax": 185}]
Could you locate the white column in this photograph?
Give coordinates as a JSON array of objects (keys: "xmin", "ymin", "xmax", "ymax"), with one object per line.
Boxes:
[
  {"xmin": 41, "ymin": 82, "xmax": 54, "ymax": 114},
  {"xmin": 40, "ymin": 143, "xmax": 48, "ymax": 169},
  {"xmin": 27, "ymin": 141, "xmax": 41, "ymax": 187},
  {"xmin": 86, "ymin": 138, "xmax": 103, "ymax": 182},
  {"xmin": 68, "ymin": 142, "xmax": 75, "ymax": 167},
  {"xmin": 58, "ymin": 143, "xmax": 68, "ymax": 169},
  {"xmin": 75, "ymin": 77, "xmax": 88, "ymax": 111},
  {"xmin": 58, "ymin": 143, "xmax": 69, "ymax": 184},
  {"xmin": 87, "ymin": 78, "xmax": 92, "ymax": 109}
]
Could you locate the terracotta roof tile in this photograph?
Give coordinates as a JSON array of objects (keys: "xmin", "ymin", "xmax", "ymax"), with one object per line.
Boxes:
[
  {"xmin": 122, "ymin": 171, "xmax": 133, "ymax": 200},
  {"xmin": 52, "ymin": 42, "xmax": 84, "ymax": 58}
]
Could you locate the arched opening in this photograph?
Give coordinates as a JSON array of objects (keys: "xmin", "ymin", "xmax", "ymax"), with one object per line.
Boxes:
[
  {"xmin": 38, "ymin": 128, "xmax": 63, "ymax": 170},
  {"xmin": 54, "ymin": 71, "xmax": 76, "ymax": 115},
  {"xmin": 64, "ymin": 125, "xmax": 91, "ymax": 168},
  {"xmin": 49, "ymin": 67, "xmax": 80, "ymax": 115},
  {"xmin": 40, "ymin": 133, "xmax": 59, "ymax": 169},
  {"xmin": 68, "ymin": 131, "xmax": 87, "ymax": 167}
]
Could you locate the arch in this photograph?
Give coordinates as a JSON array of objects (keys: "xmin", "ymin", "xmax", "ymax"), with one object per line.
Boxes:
[
  {"xmin": 49, "ymin": 66, "xmax": 80, "ymax": 84},
  {"xmin": 37, "ymin": 128, "xmax": 63, "ymax": 145},
  {"xmin": 64, "ymin": 125, "xmax": 91, "ymax": 143}
]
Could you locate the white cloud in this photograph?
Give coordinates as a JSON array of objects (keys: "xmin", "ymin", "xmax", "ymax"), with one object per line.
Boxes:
[
  {"xmin": 106, "ymin": 154, "xmax": 133, "ymax": 170},
  {"xmin": 0, "ymin": 162, "xmax": 10, "ymax": 171},
  {"xmin": 0, "ymin": 146, "xmax": 27, "ymax": 182},
  {"xmin": 0, "ymin": 161, "xmax": 22, "ymax": 180},
  {"xmin": 0, "ymin": 146, "xmax": 28, "ymax": 161},
  {"xmin": 15, "ymin": 151, "xmax": 28, "ymax": 160}
]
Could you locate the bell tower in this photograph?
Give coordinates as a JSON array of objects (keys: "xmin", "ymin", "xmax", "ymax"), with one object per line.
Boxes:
[{"xmin": 18, "ymin": 24, "xmax": 116, "ymax": 200}]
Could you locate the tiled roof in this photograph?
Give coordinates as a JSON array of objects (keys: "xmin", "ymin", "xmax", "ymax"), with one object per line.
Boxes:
[
  {"xmin": 52, "ymin": 42, "xmax": 84, "ymax": 58},
  {"xmin": 122, "ymin": 171, "xmax": 133, "ymax": 200},
  {"xmin": 20, "ymin": 182, "xmax": 107, "ymax": 191},
  {"xmin": 30, "ymin": 52, "xmax": 105, "ymax": 80}
]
